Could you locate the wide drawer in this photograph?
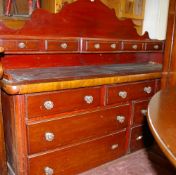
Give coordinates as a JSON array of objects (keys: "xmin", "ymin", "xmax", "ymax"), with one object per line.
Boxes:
[
  {"xmin": 27, "ymin": 105, "xmax": 130, "ymax": 154},
  {"xmin": 46, "ymin": 39, "xmax": 79, "ymax": 52},
  {"xmin": 122, "ymin": 41, "xmax": 144, "ymax": 51},
  {"xmin": 85, "ymin": 39, "xmax": 121, "ymax": 52},
  {"xmin": 130, "ymin": 125, "xmax": 153, "ymax": 152},
  {"xmin": 132, "ymin": 100, "xmax": 149, "ymax": 126},
  {"xmin": 28, "ymin": 131, "xmax": 126, "ymax": 175},
  {"xmin": 26, "ymin": 87, "xmax": 101, "ymax": 118},
  {"xmin": 0, "ymin": 39, "xmax": 40, "ymax": 51},
  {"xmin": 145, "ymin": 42, "xmax": 164, "ymax": 51},
  {"xmin": 107, "ymin": 80, "xmax": 156, "ymax": 105}
]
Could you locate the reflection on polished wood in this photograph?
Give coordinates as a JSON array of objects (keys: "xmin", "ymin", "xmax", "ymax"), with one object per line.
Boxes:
[{"xmin": 148, "ymin": 89, "xmax": 176, "ymax": 167}]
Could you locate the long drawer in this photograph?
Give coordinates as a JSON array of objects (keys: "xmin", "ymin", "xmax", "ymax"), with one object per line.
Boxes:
[
  {"xmin": 28, "ymin": 131, "xmax": 126, "ymax": 175},
  {"xmin": 27, "ymin": 104, "xmax": 130, "ymax": 154},
  {"xmin": 107, "ymin": 80, "xmax": 156, "ymax": 105},
  {"xmin": 26, "ymin": 87, "xmax": 101, "ymax": 118}
]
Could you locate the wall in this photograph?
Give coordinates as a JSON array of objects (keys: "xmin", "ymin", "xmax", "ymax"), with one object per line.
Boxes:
[{"xmin": 142, "ymin": 0, "xmax": 169, "ymax": 40}]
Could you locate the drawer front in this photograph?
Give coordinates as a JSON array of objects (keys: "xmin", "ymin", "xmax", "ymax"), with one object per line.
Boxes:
[
  {"xmin": 28, "ymin": 132, "xmax": 126, "ymax": 175},
  {"xmin": 27, "ymin": 105, "xmax": 130, "ymax": 154},
  {"xmin": 107, "ymin": 80, "xmax": 156, "ymax": 105},
  {"xmin": 46, "ymin": 39, "xmax": 79, "ymax": 51},
  {"xmin": 130, "ymin": 125, "xmax": 153, "ymax": 152},
  {"xmin": 0, "ymin": 39, "xmax": 40, "ymax": 51},
  {"xmin": 27, "ymin": 87, "xmax": 101, "ymax": 118},
  {"xmin": 145, "ymin": 42, "xmax": 164, "ymax": 51},
  {"xmin": 85, "ymin": 40, "xmax": 121, "ymax": 52},
  {"xmin": 133, "ymin": 100, "xmax": 149, "ymax": 126},
  {"xmin": 122, "ymin": 41, "xmax": 143, "ymax": 51}
]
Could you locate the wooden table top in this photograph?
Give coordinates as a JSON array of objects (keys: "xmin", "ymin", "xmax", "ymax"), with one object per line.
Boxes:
[{"xmin": 148, "ymin": 89, "xmax": 176, "ymax": 167}]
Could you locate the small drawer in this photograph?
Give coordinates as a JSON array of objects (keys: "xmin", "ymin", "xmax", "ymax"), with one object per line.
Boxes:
[
  {"xmin": 46, "ymin": 39, "xmax": 79, "ymax": 51},
  {"xmin": 0, "ymin": 39, "xmax": 40, "ymax": 51},
  {"xmin": 27, "ymin": 105, "xmax": 130, "ymax": 154},
  {"xmin": 28, "ymin": 131, "xmax": 126, "ymax": 175},
  {"xmin": 26, "ymin": 87, "xmax": 101, "ymax": 118},
  {"xmin": 123, "ymin": 41, "xmax": 143, "ymax": 51},
  {"xmin": 145, "ymin": 42, "xmax": 164, "ymax": 51},
  {"xmin": 85, "ymin": 40, "xmax": 121, "ymax": 52},
  {"xmin": 107, "ymin": 80, "xmax": 156, "ymax": 105},
  {"xmin": 133, "ymin": 100, "xmax": 149, "ymax": 126},
  {"xmin": 130, "ymin": 125, "xmax": 154, "ymax": 152}
]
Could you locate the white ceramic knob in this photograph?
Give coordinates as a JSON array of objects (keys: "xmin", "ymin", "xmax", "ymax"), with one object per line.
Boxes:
[
  {"xmin": 18, "ymin": 42, "xmax": 26, "ymax": 49},
  {"xmin": 94, "ymin": 43, "xmax": 100, "ymax": 49},
  {"xmin": 44, "ymin": 167, "xmax": 54, "ymax": 175},
  {"xmin": 118, "ymin": 91, "xmax": 127, "ymax": 99},
  {"xmin": 45, "ymin": 132, "xmax": 55, "ymax": 142},
  {"xmin": 116, "ymin": 116, "xmax": 125, "ymax": 123},
  {"xmin": 132, "ymin": 44, "xmax": 138, "ymax": 50},
  {"xmin": 110, "ymin": 43, "xmax": 116, "ymax": 49},
  {"xmin": 84, "ymin": 95, "xmax": 94, "ymax": 104},
  {"xmin": 136, "ymin": 135, "xmax": 143, "ymax": 141},
  {"xmin": 60, "ymin": 43, "xmax": 68, "ymax": 49},
  {"xmin": 44, "ymin": 101, "xmax": 54, "ymax": 110},
  {"xmin": 111, "ymin": 144, "xmax": 119, "ymax": 150},
  {"xmin": 144, "ymin": 86, "xmax": 152, "ymax": 94},
  {"xmin": 141, "ymin": 109, "xmax": 147, "ymax": 116},
  {"xmin": 154, "ymin": 45, "xmax": 159, "ymax": 49}
]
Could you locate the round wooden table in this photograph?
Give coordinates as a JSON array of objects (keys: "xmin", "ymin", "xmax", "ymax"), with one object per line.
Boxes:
[{"xmin": 148, "ymin": 89, "xmax": 176, "ymax": 167}]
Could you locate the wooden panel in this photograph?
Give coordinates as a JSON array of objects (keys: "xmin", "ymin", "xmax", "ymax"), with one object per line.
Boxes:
[
  {"xmin": 27, "ymin": 104, "xmax": 130, "ymax": 154},
  {"xmin": 0, "ymin": 90, "xmax": 7, "ymax": 175},
  {"xmin": 46, "ymin": 39, "xmax": 79, "ymax": 52},
  {"xmin": 27, "ymin": 87, "xmax": 101, "ymax": 118},
  {"xmin": 107, "ymin": 80, "xmax": 156, "ymax": 105},
  {"xmin": 132, "ymin": 99, "xmax": 149, "ymax": 126},
  {"xmin": 28, "ymin": 131, "xmax": 126, "ymax": 175},
  {"xmin": 1, "ymin": 92, "xmax": 28, "ymax": 175},
  {"xmin": 161, "ymin": 0, "xmax": 176, "ymax": 88},
  {"xmin": 122, "ymin": 41, "xmax": 143, "ymax": 51},
  {"xmin": 130, "ymin": 125, "xmax": 153, "ymax": 152}
]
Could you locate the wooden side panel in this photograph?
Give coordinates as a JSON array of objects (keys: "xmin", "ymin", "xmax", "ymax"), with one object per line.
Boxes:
[
  {"xmin": 0, "ymin": 90, "xmax": 7, "ymax": 175},
  {"xmin": 1, "ymin": 92, "xmax": 28, "ymax": 175},
  {"xmin": 162, "ymin": 0, "xmax": 176, "ymax": 88}
]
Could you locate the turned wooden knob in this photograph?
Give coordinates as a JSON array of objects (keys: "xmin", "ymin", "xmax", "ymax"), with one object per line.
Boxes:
[{"xmin": 0, "ymin": 47, "xmax": 4, "ymax": 53}]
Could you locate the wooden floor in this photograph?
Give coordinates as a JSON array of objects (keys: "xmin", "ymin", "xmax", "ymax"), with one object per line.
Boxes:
[{"xmin": 81, "ymin": 147, "xmax": 176, "ymax": 175}]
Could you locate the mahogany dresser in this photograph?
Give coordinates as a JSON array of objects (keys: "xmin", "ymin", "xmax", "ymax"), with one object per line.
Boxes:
[{"xmin": 0, "ymin": 0, "xmax": 164, "ymax": 175}]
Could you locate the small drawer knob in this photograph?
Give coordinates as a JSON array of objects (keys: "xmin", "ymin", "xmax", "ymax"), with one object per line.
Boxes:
[
  {"xmin": 44, "ymin": 101, "xmax": 54, "ymax": 110},
  {"xmin": 18, "ymin": 42, "xmax": 26, "ymax": 49},
  {"xmin": 44, "ymin": 167, "xmax": 54, "ymax": 175},
  {"xmin": 132, "ymin": 44, "xmax": 138, "ymax": 50},
  {"xmin": 111, "ymin": 144, "xmax": 119, "ymax": 150},
  {"xmin": 154, "ymin": 44, "xmax": 159, "ymax": 49},
  {"xmin": 116, "ymin": 115, "xmax": 125, "ymax": 123},
  {"xmin": 84, "ymin": 95, "xmax": 94, "ymax": 104},
  {"xmin": 141, "ymin": 109, "xmax": 147, "ymax": 116},
  {"xmin": 144, "ymin": 86, "xmax": 152, "ymax": 94},
  {"xmin": 136, "ymin": 135, "xmax": 143, "ymax": 141},
  {"xmin": 60, "ymin": 43, "xmax": 68, "ymax": 49},
  {"xmin": 94, "ymin": 43, "xmax": 100, "ymax": 49},
  {"xmin": 118, "ymin": 91, "xmax": 127, "ymax": 99},
  {"xmin": 110, "ymin": 43, "xmax": 116, "ymax": 49},
  {"xmin": 45, "ymin": 132, "xmax": 55, "ymax": 142}
]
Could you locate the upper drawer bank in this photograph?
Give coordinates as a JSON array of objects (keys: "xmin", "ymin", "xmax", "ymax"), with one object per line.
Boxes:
[
  {"xmin": 26, "ymin": 87, "xmax": 101, "ymax": 118},
  {"xmin": 0, "ymin": 38, "xmax": 164, "ymax": 53}
]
